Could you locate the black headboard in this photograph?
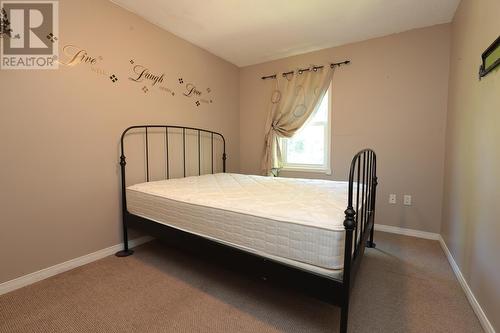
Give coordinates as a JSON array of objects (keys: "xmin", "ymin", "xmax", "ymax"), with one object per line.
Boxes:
[{"xmin": 120, "ymin": 125, "xmax": 226, "ymax": 187}]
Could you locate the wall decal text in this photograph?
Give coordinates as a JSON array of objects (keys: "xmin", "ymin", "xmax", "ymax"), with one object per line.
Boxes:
[
  {"xmin": 183, "ymin": 83, "xmax": 202, "ymax": 97},
  {"xmin": 58, "ymin": 44, "xmax": 215, "ymax": 107},
  {"xmin": 59, "ymin": 45, "xmax": 102, "ymax": 67},
  {"xmin": 129, "ymin": 64, "xmax": 165, "ymax": 86}
]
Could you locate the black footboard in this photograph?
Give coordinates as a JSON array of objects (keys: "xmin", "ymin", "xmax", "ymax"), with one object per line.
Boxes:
[{"xmin": 340, "ymin": 149, "xmax": 377, "ymax": 332}]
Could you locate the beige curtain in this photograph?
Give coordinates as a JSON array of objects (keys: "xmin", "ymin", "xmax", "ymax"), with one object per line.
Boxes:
[{"xmin": 261, "ymin": 66, "xmax": 334, "ymax": 175}]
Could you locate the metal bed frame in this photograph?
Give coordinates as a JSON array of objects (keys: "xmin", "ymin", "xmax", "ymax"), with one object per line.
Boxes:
[{"xmin": 116, "ymin": 125, "xmax": 377, "ymax": 333}]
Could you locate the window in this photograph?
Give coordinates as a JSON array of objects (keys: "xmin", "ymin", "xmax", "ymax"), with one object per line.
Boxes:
[{"xmin": 280, "ymin": 87, "xmax": 331, "ymax": 174}]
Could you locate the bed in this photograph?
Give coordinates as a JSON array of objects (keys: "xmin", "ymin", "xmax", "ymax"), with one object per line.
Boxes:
[{"xmin": 116, "ymin": 125, "xmax": 378, "ymax": 333}]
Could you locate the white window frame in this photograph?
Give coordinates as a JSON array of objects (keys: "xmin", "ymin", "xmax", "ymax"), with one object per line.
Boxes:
[{"xmin": 280, "ymin": 84, "xmax": 332, "ymax": 175}]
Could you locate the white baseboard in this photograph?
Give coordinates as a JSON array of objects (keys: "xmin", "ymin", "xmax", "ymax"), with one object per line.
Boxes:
[
  {"xmin": 375, "ymin": 224, "xmax": 495, "ymax": 332},
  {"xmin": 438, "ymin": 237, "xmax": 495, "ymax": 333},
  {"xmin": 0, "ymin": 236, "xmax": 153, "ymax": 296},
  {"xmin": 374, "ymin": 224, "xmax": 440, "ymax": 240}
]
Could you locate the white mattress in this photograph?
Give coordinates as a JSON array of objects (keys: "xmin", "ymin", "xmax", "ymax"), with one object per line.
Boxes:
[{"xmin": 126, "ymin": 173, "xmax": 351, "ymax": 277}]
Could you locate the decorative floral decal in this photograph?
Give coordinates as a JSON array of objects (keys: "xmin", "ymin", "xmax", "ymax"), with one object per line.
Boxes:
[
  {"xmin": 46, "ymin": 33, "xmax": 58, "ymax": 43},
  {"xmin": 0, "ymin": 8, "xmax": 13, "ymax": 39}
]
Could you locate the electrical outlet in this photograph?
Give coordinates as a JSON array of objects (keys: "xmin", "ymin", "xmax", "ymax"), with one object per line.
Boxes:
[
  {"xmin": 404, "ymin": 195, "xmax": 412, "ymax": 206},
  {"xmin": 389, "ymin": 194, "xmax": 397, "ymax": 204}
]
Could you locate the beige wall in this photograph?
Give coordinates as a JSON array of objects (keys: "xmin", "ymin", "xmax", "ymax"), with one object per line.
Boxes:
[
  {"xmin": 0, "ymin": 0, "xmax": 240, "ymax": 283},
  {"xmin": 240, "ymin": 24, "xmax": 451, "ymax": 234},
  {"xmin": 441, "ymin": 0, "xmax": 500, "ymax": 330}
]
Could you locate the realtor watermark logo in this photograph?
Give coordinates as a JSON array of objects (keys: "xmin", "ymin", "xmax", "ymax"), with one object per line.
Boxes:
[{"xmin": 0, "ymin": 1, "xmax": 58, "ymax": 69}]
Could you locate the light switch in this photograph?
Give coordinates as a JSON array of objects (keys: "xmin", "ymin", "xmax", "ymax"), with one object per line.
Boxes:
[
  {"xmin": 389, "ymin": 194, "xmax": 397, "ymax": 204},
  {"xmin": 404, "ymin": 195, "xmax": 412, "ymax": 206}
]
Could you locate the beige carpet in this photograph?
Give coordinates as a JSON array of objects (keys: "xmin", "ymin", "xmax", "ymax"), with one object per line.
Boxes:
[{"xmin": 0, "ymin": 232, "xmax": 483, "ymax": 333}]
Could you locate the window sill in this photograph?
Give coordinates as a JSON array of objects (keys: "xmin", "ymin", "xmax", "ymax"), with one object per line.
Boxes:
[{"xmin": 280, "ymin": 166, "xmax": 332, "ymax": 175}]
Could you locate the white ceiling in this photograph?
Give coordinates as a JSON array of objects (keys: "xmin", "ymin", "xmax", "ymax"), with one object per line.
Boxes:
[{"xmin": 111, "ymin": 0, "xmax": 460, "ymax": 67}]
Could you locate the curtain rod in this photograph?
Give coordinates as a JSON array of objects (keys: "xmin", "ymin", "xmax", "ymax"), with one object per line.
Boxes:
[{"xmin": 261, "ymin": 60, "xmax": 350, "ymax": 80}]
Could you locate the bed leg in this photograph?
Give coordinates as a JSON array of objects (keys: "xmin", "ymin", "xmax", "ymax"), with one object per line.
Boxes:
[
  {"xmin": 340, "ymin": 207, "xmax": 355, "ymax": 333},
  {"xmin": 367, "ymin": 176, "xmax": 377, "ymax": 249},
  {"xmin": 340, "ymin": 302, "xmax": 349, "ymax": 333},
  {"xmin": 115, "ymin": 215, "xmax": 134, "ymax": 257},
  {"xmin": 367, "ymin": 226, "xmax": 376, "ymax": 248}
]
